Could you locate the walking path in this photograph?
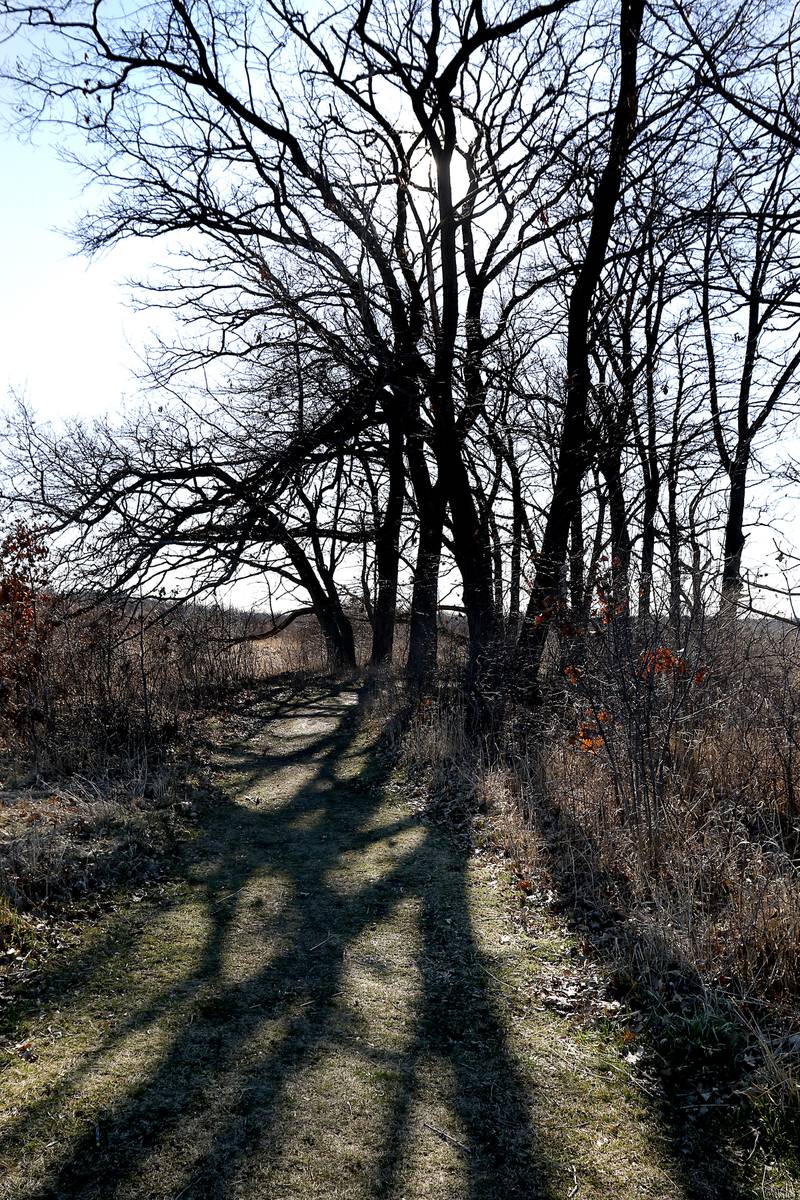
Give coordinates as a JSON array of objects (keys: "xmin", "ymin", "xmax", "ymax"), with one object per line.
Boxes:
[{"xmin": 0, "ymin": 680, "xmax": 775, "ymax": 1198}]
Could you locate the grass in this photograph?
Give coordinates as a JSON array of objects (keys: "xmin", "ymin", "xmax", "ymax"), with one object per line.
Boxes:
[
  {"xmin": 0, "ymin": 677, "xmax": 794, "ymax": 1198},
  {"xmin": 0, "ymin": 896, "xmax": 43, "ymax": 958}
]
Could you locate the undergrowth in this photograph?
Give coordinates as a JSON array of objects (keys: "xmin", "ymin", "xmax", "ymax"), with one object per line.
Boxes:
[{"xmin": 376, "ymin": 640, "xmax": 800, "ymax": 1167}]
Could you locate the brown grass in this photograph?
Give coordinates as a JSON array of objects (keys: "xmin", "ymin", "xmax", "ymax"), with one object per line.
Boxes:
[
  {"xmin": 387, "ymin": 621, "xmax": 800, "ymax": 1156},
  {"xmin": 1, "ymin": 679, "xmax": 757, "ymax": 1200},
  {"xmin": 0, "ymin": 599, "xmax": 264, "ymax": 957}
]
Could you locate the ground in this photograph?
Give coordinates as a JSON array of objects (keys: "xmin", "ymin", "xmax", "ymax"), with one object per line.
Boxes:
[{"xmin": 0, "ymin": 680, "xmax": 794, "ymax": 1199}]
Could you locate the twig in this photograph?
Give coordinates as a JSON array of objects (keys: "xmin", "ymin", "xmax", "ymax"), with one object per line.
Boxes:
[
  {"xmin": 308, "ymin": 932, "xmax": 332, "ymax": 952},
  {"xmin": 211, "ymin": 886, "xmax": 246, "ymax": 906},
  {"xmin": 422, "ymin": 1120, "xmax": 472, "ymax": 1155},
  {"xmin": 472, "ymin": 956, "xmax": 522, "ymax": 995}
]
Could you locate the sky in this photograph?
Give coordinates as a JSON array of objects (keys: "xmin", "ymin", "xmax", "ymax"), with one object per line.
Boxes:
[
  {"xmin": 0, "ymin": 132, "xmax": 149, "ymax": 423},
  {"xmin": 0, "ymin": 129, "xmax": 274, "ymax": 607}
]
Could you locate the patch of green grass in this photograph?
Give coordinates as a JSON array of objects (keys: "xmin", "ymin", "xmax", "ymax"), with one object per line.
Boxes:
[
  {"xmin": 655, "ymin": 1007, "xmax": 749, "ymax": 1077},
  {"xmin": 0, "ymin": 895, "xmax": 42, "ymax": 956}
]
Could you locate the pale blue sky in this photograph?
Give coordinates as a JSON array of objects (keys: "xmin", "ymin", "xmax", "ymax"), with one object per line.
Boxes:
[{"xmin": 0, "ymin": 131, "xmax": 149, "ymax": 421}]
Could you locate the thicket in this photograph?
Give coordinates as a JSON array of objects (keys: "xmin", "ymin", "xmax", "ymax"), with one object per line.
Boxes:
[
  {"xmin": 0, "ymin": 524, "xmax": 269, "ymax": 958},
  {"xmin": 393, "ymin": 606, "xmax": 800, "ymax": 1145}
]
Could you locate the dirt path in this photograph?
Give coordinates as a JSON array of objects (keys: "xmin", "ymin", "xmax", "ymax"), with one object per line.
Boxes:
[{"xmin": 0, "ymin": 681, "xmax": 780, "ymax": 1199}]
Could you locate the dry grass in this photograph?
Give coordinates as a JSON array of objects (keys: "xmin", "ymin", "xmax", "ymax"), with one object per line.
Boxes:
[
  {"xmin": 7, "ymin": 600, "xmax": 266, "ymax": 777},
  {"xmin": 0, "ymin": 680, "xmax": 751, "ymax": 1200},
  {"xmin": 387, "ymin": 624, "xmax": 800, "ymax": 1160},
  {"xmin": 0, "ymin": 599, "xmax": 268, "ymax": 959},
  {"xmin": 535, "ymin": 619, "xmax": 800, "ymax": 1008},
  {"xmin": 0, "ymin": 777, "xmax": 181, "ymax": 909}
]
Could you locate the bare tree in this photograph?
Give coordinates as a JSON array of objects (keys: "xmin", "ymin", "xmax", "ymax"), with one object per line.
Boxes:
[
  {"xmin": 696, "ymin": 131, "xmax": 800, "ymax": 607},
  {"xmin": 517, "ymin": 0, "xmax": 647, "ymax": 679},
  {"xmin": 3, "ymin": 0, "xmax": 800, "ymax": 717}
]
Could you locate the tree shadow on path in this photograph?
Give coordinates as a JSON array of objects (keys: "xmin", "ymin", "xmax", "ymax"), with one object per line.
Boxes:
[{"xmin": 6, "ymin": 679, "xmax": 562, "ymax": 1199}]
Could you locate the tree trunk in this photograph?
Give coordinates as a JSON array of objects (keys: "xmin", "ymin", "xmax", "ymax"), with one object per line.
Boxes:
[
  {"xmin": 637, "ymin": 477, "xmax": 658, "ymax": 631},
  {"xmin": 406, "ymin": 493, "xmax": 444, "ymax": 686},
  {"xmin": 266, "ymin": 514, "xmax": 356, "ymax": 672},
  {"xmin": 667, "ymin": 470, "xmax": 682, "ymax": 635},
  {"xmin": 507, "ymin": 438, "xmax": 525, "ymax": 638},
  {"xmin": 404, "ymin": 427, "xmax": 444, "ymax": 689},
  {"xmin": 720, "ymin": 453, "xmax": 749, "ymax": 610},
  {"xmin": 601, "ymin": 455, "xmax": 632, "ymax": 595},
  {"xmin": 569, "ymin": 497, "xmax": 585, "ymax": 615},
  {"xmin": 370, "ymin": 422, "xmax": 405, "ymax": 666},
  {"xmin": 429, "ymin": 119, "xmax": 500, "ymax": 724},
  {"xmin": 318, "ymin": 598, "xmax": 357, "ymax": 671},
  {"xmin": 518, "ymin": 0, "xmax": 645, "ymax": 684}
]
